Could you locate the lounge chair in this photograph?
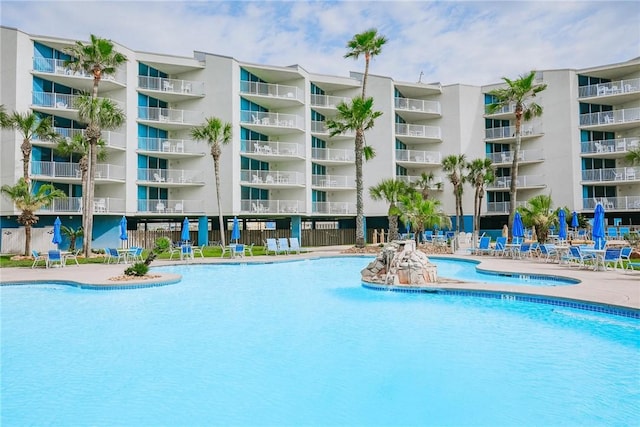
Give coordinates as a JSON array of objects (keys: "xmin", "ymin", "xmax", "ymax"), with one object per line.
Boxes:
[
  {"xmin": 626, "ymin": 261, "xmax": 640, "ymax": 273},
  {"xmin": 47, "ymin": 250, "xmax": 64, "ymax": 268},
  {"xmin": 107, "ymin": 248, "xmax": 125, "ymax": 264},
  {"xmin": 603, "ymin": 248, "xmax": 622, "ymax": 270},
  {"xmin": 181, "ymin": 244, "xmax": 194, "ymax": 261},
  {"xmin": 289, "ymin": 237, "xmax": 301, "ymax": 254},
  {"xmin": 233, "ymin": 244, "xmax": 245, "ymax": 258},
  {"xmin": 130, "ymin": 247, "xmax": 144, "ymax": 262},
  {"xmin": 64, "ymin": 249, "xmax": 81, "ymax": 266},
  {"xmin": 31, "ymin": 250, "xmax": 46, "ymax": 268},
  {"xmin": 492, "ymin": 237, "xmax": 507, "ymax": 256},
  {"xmin": 277, "ymin": 238, "xmax": 291, "ymax": 254},
  {"xmin": 616, "ymin": 247, "xmax": 633, "ymax": 270},
  {"xmin": 192, "ymin": 245, "xmax": 205, "ymax": 258},
  {"xmin": 473, "ymin": 236, "xmax": 492, "ymax": 255},
  {"xmin": 265, "ymin": 238, "xmax": 279, "ymax": 255},
  {"xmin": 539, "ymin": 244, "xmax": 558, "ymax": 263},
  {"xmin": 244, "ymin": 243, "xmax": 255, "ymax": 257},
  {"xmin": 169, "ymin": 244, "xmax": 181, "ymax": 260}
]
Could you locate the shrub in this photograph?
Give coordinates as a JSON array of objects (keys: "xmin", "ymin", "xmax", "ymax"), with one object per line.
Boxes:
[{"xmin": 124, "ymin": 262, "xmax": 149, "ymax": 276}]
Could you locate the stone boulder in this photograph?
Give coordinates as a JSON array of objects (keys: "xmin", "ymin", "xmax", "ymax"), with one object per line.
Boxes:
[{"xmin": 361, "ymin": 240, "xmax": 438, "ymax": 286}]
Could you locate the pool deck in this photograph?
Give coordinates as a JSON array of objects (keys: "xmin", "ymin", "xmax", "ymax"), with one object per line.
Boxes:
[{"xmin": 1, "ymin": 246, "xmax": 638, "ymax": 310}]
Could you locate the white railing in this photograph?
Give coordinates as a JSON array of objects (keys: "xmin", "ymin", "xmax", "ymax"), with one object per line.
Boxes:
[
  {"xmin": 486, "ymin": 174, "xmax": 546, "ymax": 189},
  {"xmin": 394, "ymin": 97, "xmax": 441, "ymax": 114},
  {"xmin": 312, "ymin": 201, "xmax": 355, "ymax": 215},
  {"xmin": 578, "ymin": 78, "xmax": 640, "ymax": 98},
  {"xmin": 39, "ymin": 197, "xmax": 124, "ymax": 214},
  {"xmin": 138, "ymin": 76, "xmax": 205, "ymax": 96},
  {"xmin": 311, "ymin": 175, "xmax": 356, "ymax": 188},
  {"xmin": 138, "ymin": 168, "xmax": 205, "ymax": 184},
  {"xmin": 311, "ymin": 147, "xmax": 355, "ymax": 162},
  {"xmin": 395, "ymin": 149, "xmax": 441, "ymax": 164},
  {"xmin": 32, "ymin": 92, "xmax": 124, "ymax": 110},
  {"xmin": 396, "ymin": 175, "xmax": 444, "ymax": 187},
  {"xmin": 138, "ymin": 199, "xmax": 203, "ymax": 214},
  {"xmin": 31, "ymin": 161, "xmax": 125, "ymax": 180},
  {"xmin": 485, "ymin": 124, "xmax": 541, "ymax": 139},
  {"xmin": 310, "ymin": 120, "xmax": 356, "ymax": 136},
  {"xmin": 241, "ymin": 170, "xmax": 304, "ymax": 185},
  {"xmin": 583, "ymin": 196, "xmax": 640, "ymax": 211},
  {"xmin": 38, "ymin": 196, "xmax": 82, "ymax": 213},
  {"xmin": 580, "ymin": 108, "xmax": 640, "ymax": 126},
  {"xmin": 240, "ymin": 199, "xmax": 303, "ymax": 214},
  {"xmin": 138, "ymin": 106, "xmax": 203, "ymax": 125},
  {"xmin": 240, "ymin": 81, "xmax": 303, "ymax": 102},
  {"xmin": 240, "ymin": 110, "xmax": 303, "ymax": 129},
  {"xmin": 137, "ymin": 137, "xmax": 206, "ymax": 155},
  {"xmin": 32, "ymin": 57, "xmax": 126, "ymax": 84},
  {"xmin": 484, "ymin": 102, "xmax": 516, "ymax": 115},
  {"xmin": 486, "ymin": 201, "xmax": 529, "ymax": 214},
  {"xmin": 310, "ymin": 94, "xmax": 350, "ymax": 108},
  {"xmin": 581, "ymin": 137, "xmax": 640, "ymax": 155},
  {"xmin": 240, "ymin": 140, "xmax": 303, "ymax": 157},
  {"xmin": 395, "ymin": 123, "xmax": 441, "ymax": 139},
  {"xmin": 581, "ymin": 167, "xmax": 639, "ymax": 183},
  {"xmin": 486, "ymin": 149, "xmax": 544, "ymax": 163}
]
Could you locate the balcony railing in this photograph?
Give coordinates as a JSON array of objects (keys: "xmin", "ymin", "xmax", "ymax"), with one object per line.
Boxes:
[
  {"xmin": 486, "ymin": 149, "xmax": 544, "ymax": 164},
  {"xmin": 138, "ymin": 168, "xmax": 204, "ymax": 184},
  {"xmin": 241, "ymin": 170, "xmax": 304, "ymax": 186},
  {"xmin": 138, "ymin": 137, "xmax": 205, "ymax": 155},
  {"xmin": 395, "ymin": 123, "xmax": 441, "ymax": 139},
  {"xmin": 312, "ymin": 201, "xmax": 355, "ymax": 215},
  {"xmin": 486, "ymin": 201, "xmax": 529, "ymax": 214},
  {"xmin": 581, "ymin": 137, "xmax": 640, "ymax": 155},
  {"xmin": 30, "ymin": 127, "xmax": 126, "ymax": 150},
  {"xmin": 578, "ymin": 78, "xmax": 640, "ymax": 98},
  {"xmin": 583, "ymin": 196, "xmax": 640, "ymax": 211},
  {"xmin": 241, "ymin": 199, "xmax": 303, "ymax": 214},
  {"xmin": 138, "ymin": 199, "xmax": 203, "ymax": 214},
  {"xmin": 486, "ymin": 174, "xmax": 546, "ymax": 189},
  {"xmin": 484, "ymin": 102, "xmax": 516, "ymax": 115},
  {"xmin": 31, "ymin": 161, "xmax": 125, "ymax": 180},
  {"xmin": 485, "ymin": 124, "xmax": 540, "ymax": 140},
  {"xmin": 311, "ymin": 147, "xmax": 355, "ymax": 162},
  {"xmin": 240, "ymin": 140, "xmax": 303, "ymax": 157},
  {"xmin": 394, "ymin": 97, "xmax": 441, "ymax": 114},
  {"xmin": 396, "ymin": 175, "xmax": 444, "ymax": 187},
  {"xmin": 312, "ymin": 175, "xmax": 356, "ymax": 188},
  {"xmin": 39, "ymin": 196, "xmax": 124, "ymax": 214},
  {"xmin": 240, "ymin": 110, "xmax": 303, "ymax": 129},
  {"xmin": 581, "ymin": 167, "xmax": 639, "ymax": 183},
  {"xmin": 580, "ymin": 108, "xmax": 640, "ymax": 126},
  {"xmin": 138, "ymin": 76, "xmax": 204, "ymax": 96},
  {"xmin": 138, "ymin": 106, "xmax": 202, "ymax": 125},
  {"xmin": 32, "ymin": 92, "xmax": 124, "ymax": 110},
  {"xmin": 32, "ymin": 57, "xmax": 126, "ymax": 84},
  {"xmin": 310, "ymin": 94, "xmax": 350, "ymax": 108},
  {"xmin": 310, "ymin": 120, "xmax": 355, "ymax": 136},
  {"xmin": 395, "ymin": 149, "xmax": 441, "ymax": 164},
  {"xmin": 240, "ymin": 80, "xmax": 303, "ymax": 102}
]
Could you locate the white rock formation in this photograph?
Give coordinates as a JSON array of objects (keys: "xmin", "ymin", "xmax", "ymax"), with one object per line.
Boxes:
[{"xmin": 361, "ymin": 240, "xmax": 438, "ymax": 286}]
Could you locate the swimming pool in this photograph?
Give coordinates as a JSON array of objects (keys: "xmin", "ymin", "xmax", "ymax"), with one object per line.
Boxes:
[{"xmin": 2, "ymin": 257, "xmax": 638, "ymax": 425}]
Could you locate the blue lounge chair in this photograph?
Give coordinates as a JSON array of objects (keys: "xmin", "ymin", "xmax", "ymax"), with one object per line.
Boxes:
[
  {"xmin": 265, "ymin": 238, "xmax": 279, "ymax": 255},
  {"xmin": 277, "ymin": 238, "xmax": 291, "ymax": 254},
  {"xmin": 233, "ymin": 244, "xmax": 245, "ymax": 258},
  {"xmin": 603, "ymin": 248, "xmax": 622, "ymax": 270},
  {"xmin": 31, "ymin": 250, "xmax": 46, "ymax": 268},
  {"xmin": 181, "ymin": 244, "xmax": 194, "ymax": 261},
  {"xmin": 47, "ymin": 250, "xmax": 64, "ymax": 268},
  {"xmin": 473, "ymin": 236, "xmax": 492, "ymax": 255},
  {"xmin": 493, "ymin": 237, "xmax": 507, "ymax": 256},
  {"xmin": 564, "ymin": 245, "xmax": 595, "ymax": 268},
  {"xmin": 616, "ymin": 247, "xmax": 633, "ymax": 270},
  {"xmin": 107, "ymin": 248, "xmax": 125, "ymax": 264},
  {"xmin": 539, "ymin": 244, "xmax": 558, "ymax": 263},
  {"xmin": 289, "ymin": 237, "xmax": 301, "ymax": 254}
]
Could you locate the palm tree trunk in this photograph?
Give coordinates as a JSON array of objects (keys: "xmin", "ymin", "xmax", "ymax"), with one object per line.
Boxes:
[
  {"xmin": 388, "ymin": 212, "xmax": 398, "ymax": 241},
  {"xmin": 24, "ymin": 224, "xmax": 31, "ymax": 256},
  {"xmin": 214, "ymin": 156, "xmax": 225, "ymax": 247},
  {"xmin": 355, "ymin": 129, "xmax": 365, "ymax": 248},
  {"xmin": 83, "ymin": 140, "xmax": 98, "ymax": 257},
  {"xmin": 361, "ymin": 55, "xmax": 370, "ymax": 98},
  {"xmin": 21, "ymin": 138, "xmax": 31, "ymax": 180},
  {"xmin": 509, "ymin": 113, "xmax": 523, "ymax": 235}
]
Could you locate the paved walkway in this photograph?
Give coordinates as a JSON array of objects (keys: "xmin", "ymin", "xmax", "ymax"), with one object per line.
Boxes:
[{"xmin": 1, "ymin": 246, "xmax": 638, "ymax": 310}]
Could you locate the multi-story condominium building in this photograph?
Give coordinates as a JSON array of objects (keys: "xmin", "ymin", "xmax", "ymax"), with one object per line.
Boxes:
[{"xmin": 1, "ymin": 26, "xmax": 639, "ymax": 250}]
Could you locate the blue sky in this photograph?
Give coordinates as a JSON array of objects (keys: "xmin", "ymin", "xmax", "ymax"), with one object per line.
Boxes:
[{"xmin": 2, "ymin": 1, "xmax": 639, "ymax": 85}]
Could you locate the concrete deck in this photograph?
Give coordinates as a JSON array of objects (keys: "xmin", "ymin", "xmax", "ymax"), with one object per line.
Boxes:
[{"xmin": 1, "ymin": 246, "xmax": 638, "ymax": 310}]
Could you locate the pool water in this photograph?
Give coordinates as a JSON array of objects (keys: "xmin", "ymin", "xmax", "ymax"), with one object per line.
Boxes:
[{"xmin": 1, "ymin": 257, "xmax": 638, "ymax": 426}]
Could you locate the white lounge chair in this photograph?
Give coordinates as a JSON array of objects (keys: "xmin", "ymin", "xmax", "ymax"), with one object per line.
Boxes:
[
  {"xmin": 277, "ymin": 238, "xmax": 290, "ymax": 254},
  {"xmin": 289, "ymin": 237, "xmax": 301, "ymax": 254},
  {"xmin": 265, "ymin": 238, "xmax": 279, "ymax": 255}
]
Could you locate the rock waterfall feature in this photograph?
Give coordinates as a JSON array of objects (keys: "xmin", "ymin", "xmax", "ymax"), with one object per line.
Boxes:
[{"xmin": 361, "ymin": 240, "xmax": 438, "ymax": 286}]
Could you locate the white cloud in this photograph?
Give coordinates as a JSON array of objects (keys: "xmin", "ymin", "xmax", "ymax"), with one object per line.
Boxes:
[{"xmin": 1, "ymin": 1, "xmax": 638, "ymax": 85}]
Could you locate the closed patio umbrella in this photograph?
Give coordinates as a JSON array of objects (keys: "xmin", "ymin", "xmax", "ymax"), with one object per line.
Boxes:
[
  {"xmin": 119, "ymin": 216, "xmax": 128, "ymax": 247},
  {"xmin": 181, "ymin": 217, "xmax": 190, "ymax": 243},
  {"xmin": 231, "ymin": 216, "xmax": 240, "ymax": 244},
  {"xmin": 571, "ymin": 211, "xmax": 579, "ymax": 235},
  {"xmin": 512, "ymin": 212, "xmax": 524, "ymax": 241},
  {"xmin": 52, "ymin": 217, "xmax": 62, "ymax": 248},
  {"xmin": 592, "ymin": 203, "xmax": 606, "ymax": 248},
  {"xmin": 558, "ymin": 210, "xmax": 567, "ymax": 240}
]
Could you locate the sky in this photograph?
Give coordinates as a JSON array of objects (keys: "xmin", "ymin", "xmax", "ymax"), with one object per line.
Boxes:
[{"xmin": 1, "ymin": 1, "xmax": 639, "ymax": 86}]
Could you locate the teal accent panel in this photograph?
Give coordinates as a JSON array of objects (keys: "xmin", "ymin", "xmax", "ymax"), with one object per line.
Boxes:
[
  {"xmin": 395, "ymin": 139, "xmax": 406, "ymax": 149},
  {"xmin": 362, "ymin": 217, "xmax": 367, "ymax": 244},
  {"xmin": 198, "ymin": 216, "xmax": 208, "ymax": 246},
  {"xmin": 291, "ymin": 216, "xmax": 302, "ymax": 242},
  {"xmin": 90, "ymin": 216, "xmax": 123, "ymax": 249}
]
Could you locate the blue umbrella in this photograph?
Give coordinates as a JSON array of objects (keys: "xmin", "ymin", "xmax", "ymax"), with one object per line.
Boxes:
[
  {"xmin": 512, "ymin": 211, "xmax": 524, "ymax": 241},
  {"xmin": 558, "ymin": 210, "xmax": 567, "ymax": 240},
  {"xmin": 119, "ymin": 216, "xmax": 128, "ymax": 244},
  {"xmin": 181, "ymin": 217, "xmax": 190, "ymax": 243},
  {"xmin": 231, "ymin": 216, "xmax": 240, "ymax": 243},
  {"xmin": 571, "ymin": 211, "xmax": 579, "ymax": 229},
  {"xmin": 592, "ymin": 203, "xmax": 606, "ymax": 248},
  {"xmin": 52, "ymin": 216, "xmax": 62, "ymax": 248}
]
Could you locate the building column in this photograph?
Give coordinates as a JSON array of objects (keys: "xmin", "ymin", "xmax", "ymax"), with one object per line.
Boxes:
[
  {"xmin": 198, "ymin": 216, "xmax": 208, "ymax": 246},
  {"xmin": 362, "ymin": 216, "xmax": 367, "ymax": 244},
  {"xmin": 291, "ymin": 215, "xmax": 302, "ymax": 243}
]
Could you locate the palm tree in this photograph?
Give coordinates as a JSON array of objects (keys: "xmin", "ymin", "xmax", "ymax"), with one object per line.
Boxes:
[
  {"xmin": 369, "ymin": 179, "xmax": 410, "ymax": 242},
  {"xmin": 441, "ymin": 154, "xmax": 467, "ymax": 233},
  {"xmin": 413, "ymin": 171, "xmax": 442, "ymax": 200},
  {"xmin": 465, "ymin": 158, "xmax": 494, "ymax": 239},
  {"xmin": 344, "ymin": 28, "xmax": 388, "ymax": 98},
  {"xmin": 1, "ymin": 178, "xmax": 65, "ymax": 256},
  {"xmin": 398, "ymin": 192, "xmax": 452, "ymax": 242},
  {"xmin": 74, "ymin": 95, "xmax": 125, "ymax": 257},
  {"xmin": 518, "ymin": 194, "xmax": 556, "ymax": 244},
  {"xmin": 326, "ymin": 97, "xmax": 382, "ymax": 248},
  {"xmin": 0, "ymin": 105, "xmax": 8, "ymax": 127},
  {"xmin": 1, "ymin": 111, "xmax": 59, "ymax": 180},
  {"xmin": 61, "ymin": 225, "xmax": 84, "ymax": 251},
  {"xmin": 626, "ymin": 148, "xmax": 640, "ymax": 165},
  {"xmin": 191, "ymin": 117, "xmax": 233, "ymax": 247},
  {"xmin": 487, "ymin": 71, "xmax": 547, "ymax": 233},
  {"xmin": 65, "ymin": 35, "xmax": 127, "ymax": 257}
]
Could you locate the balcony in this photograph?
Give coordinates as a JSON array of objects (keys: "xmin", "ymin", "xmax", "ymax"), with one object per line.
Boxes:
[
  {"xmin": 31, "ymin": 161, "xmax": 125, "ymax": 182},
  {"xmin": 32, "ymin": 92, "xmax": 124, "ymax": 121},
  {"xmin": 395, "ymin": 149, "xmax": 441, "ymax": 166},
  {"xmin": 484, "ymin": 124, "xmax": 542, "ymax": 141},
  {"xmin": 138, "ymin": 137, "xmax": 207, "ymax": 158},
  {"xmin": 32, "ymin": 57, "xmax": 126, "ymax": 91},
  {"xmin": 310, "ymin": 94, "xmax": 351, "ymax": 113},
  {"xmin": 240, "ymin": 140, "xmax": 304, "ymax": 159},
  {"xmin": 241, "ymin": 170, "xmax": 304, "ymax": 188},
  {"xmin": 395, "ymin": 123, "xmax": 441, "ymax": 143},
  {"xmin": 312, "ymin": 201, "xmax": 355, "ymax": 215},
  {"xmin": 310, "ymin": 120, "xmax": 355, "ymax": 139},
  {"xmin": 240, "ymin": 199, "xmax": 304, "ymax": 214},
  {"xmin": 486, "ymin": 149, "xmax": 545, "ymax": 165},
  {"xmin": 394, "ymin": 97, "xmax": 441, "ymax": 120},
  {"xmin": 138, "ymin": 199, "xmax": 203, "ymax": 214},
  {"xmin": 486, "ymin": 174, "xmax": 546, "ymax": 190},
  {"xmin": 38, "ymin": 196, "xmax": 124, "ymax": 214},
  {"xmin": 486, "ymin": 201, "xmax": 529, "ymax": 214},
  {"xmin": 581, "ymin": 167, "xmax": 639, "ymax": 184},
  {"xmin": 581, "ymin": 137, "xmax": 640, "ymax": 157},
  {"xmin": 138, "ymin": 76, "xmax": 205, "ymax": 99},
  {"xmin": 138, "ymin": 106, "xmax": 203, "ymax": 129},
  {"xmin": 311, "ymin": 147, "xmax": 355, "ymax": 164},
  {"xmin": 240, "ymin": 80, "xmax": 303, "ymax": 108},
  {"xmin": 240, "ymin": 110, "xmax": 303, "ymax": 136},
  {"xmin": 578, "ymin": 78, "xmax": 640, "ymax": 102},
  {"xmin": 311, "ymin": 174, "xmax": 356, "ymax": 189},
  {"xmin": 31, "ymin": 127, "xmax": 126, "ymax": 151},
  {"xmin": 137, "ymin": 168, "xmax": 205, "ymax": 186},
  {"xmin": 484, "ymin": 102, "xmax": 516, "ymax": 118},
  {"xmin": 582, "ymin": 196, "xmax": 640, "ymax": 211},
  {"xmin": 579, "ymin": 108, "xmax": 640, "ymax": 130},
  {"xmin": 396, "ymin": 175, "xmax": 444, "ymax": 188}
]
